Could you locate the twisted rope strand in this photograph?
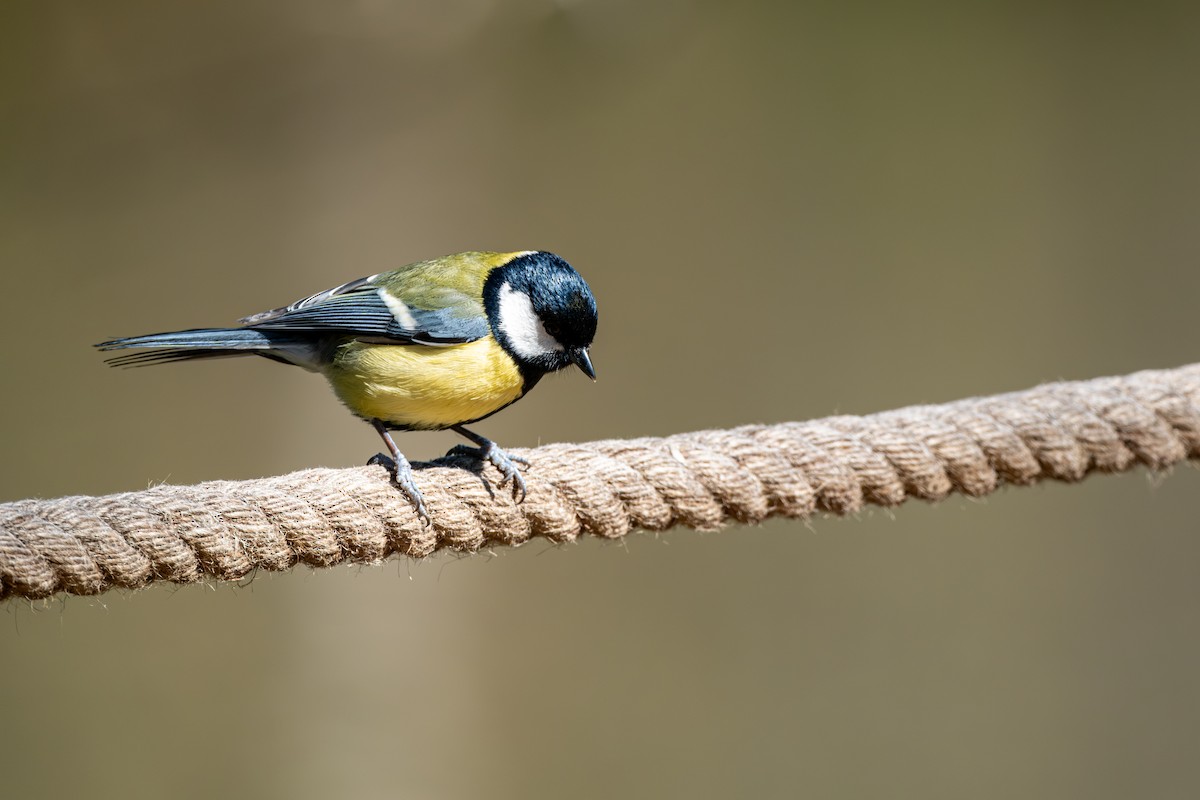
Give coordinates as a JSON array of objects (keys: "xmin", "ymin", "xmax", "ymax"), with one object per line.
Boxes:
[{"xmin": 3, "ymin": 363, "xmax": 1199, "ymax": 600}]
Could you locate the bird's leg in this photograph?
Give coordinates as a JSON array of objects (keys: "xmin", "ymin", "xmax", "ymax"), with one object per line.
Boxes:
[
  {"xmin": 367, "ymin": 419, "xmax": 431, "ymax": 526},
  {"xmin": 449, "ymin": 425, "xmax": 529, "ymax": 503}
]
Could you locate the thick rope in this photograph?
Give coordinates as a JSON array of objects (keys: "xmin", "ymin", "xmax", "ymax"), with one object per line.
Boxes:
[{"xmin": 3, "ymin": 363, "xmax": 1199, "ymax": 600}]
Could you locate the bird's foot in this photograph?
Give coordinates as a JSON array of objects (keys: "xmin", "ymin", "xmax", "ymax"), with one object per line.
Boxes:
[
  {"xmin": 368, "ymin": 452, "xmax": 431, "ymax": 527},
  {"xmin": 446, "ymin": 442, "xmax": 529, "ymax": 503}
]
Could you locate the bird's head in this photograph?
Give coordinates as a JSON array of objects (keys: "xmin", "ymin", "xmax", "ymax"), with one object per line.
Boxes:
[{"xmin": 484, "ymin": 251, "xmax": 597, "ymax": 381}]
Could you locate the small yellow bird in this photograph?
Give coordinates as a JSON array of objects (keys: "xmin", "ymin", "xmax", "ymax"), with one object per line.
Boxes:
[{"xmin": 97, "ymin": 250, "xmax": 598, "ymax": 523}]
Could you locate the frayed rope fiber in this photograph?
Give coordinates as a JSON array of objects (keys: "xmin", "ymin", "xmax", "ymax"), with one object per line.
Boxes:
[{"xmin": 3, "ymin": 363, "xmax": 1200, "ymax": 600}]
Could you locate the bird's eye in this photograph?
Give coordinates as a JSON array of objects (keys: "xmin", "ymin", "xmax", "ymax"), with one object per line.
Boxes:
[{"xmin": 544, "ymin": 321, "xmax": 563, "ymax": 340}]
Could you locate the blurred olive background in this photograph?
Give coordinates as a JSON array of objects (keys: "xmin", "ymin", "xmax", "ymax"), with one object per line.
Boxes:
[{"xmin": 3, "ymin": 2, "xmax": 1200, "ymax": 798}]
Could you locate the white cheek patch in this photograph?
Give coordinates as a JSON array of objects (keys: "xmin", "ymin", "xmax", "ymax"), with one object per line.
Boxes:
[
  {"xmin": 378, "ymin": 288, "xmax": 419, "ymax": 330},
  {"xmin": 497, "ymin": 283, "xmax": 561, "ymax": 359}
]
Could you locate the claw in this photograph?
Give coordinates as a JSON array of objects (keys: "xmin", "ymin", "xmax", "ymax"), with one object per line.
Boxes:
[
  {"xmin": 487, "ymin": 447, "xmax": 528, "ymax": 503},
  {"xmin": 369, "ymin": 421, "xmax": 432, "ymax": 526},
  {"xmin": 451, "ymin": 425, "xmax": 530, "ymax": 504}
]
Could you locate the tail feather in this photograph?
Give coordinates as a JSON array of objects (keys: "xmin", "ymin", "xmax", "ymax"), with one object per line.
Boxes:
[
  {"xmin": 96, "ymin": 327, "xmax": 276, "ymax": 351},
  {"xmin": 100, "ymin": 348, "xmax": 255, "ymax": 368},
  {"xmin": 96, "ymin": 327, "xmax": 320, "ymax": 370}
]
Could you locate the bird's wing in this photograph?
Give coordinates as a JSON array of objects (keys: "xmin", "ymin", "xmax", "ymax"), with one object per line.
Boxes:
[{"xmin": 238, "ymin": 260, "xmax": 495, "ymax": 346}]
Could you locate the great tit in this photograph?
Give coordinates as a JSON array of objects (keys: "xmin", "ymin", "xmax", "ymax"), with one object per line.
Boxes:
[{"xmin": 97, "ymin": 250, "xmax": 598, "ymax": 524}]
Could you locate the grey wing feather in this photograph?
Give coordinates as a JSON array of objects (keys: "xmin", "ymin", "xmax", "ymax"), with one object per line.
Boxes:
[
  {"xmin": 238, "ymin": 275, "xmax": 375, "ymax": 325},
  {"xmin": 239, "ymin": 277, "xmax": 489, "ymax": 345}
]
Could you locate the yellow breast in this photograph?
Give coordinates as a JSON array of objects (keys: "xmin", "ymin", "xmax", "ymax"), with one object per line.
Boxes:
[{"xmin": 323, "ymin": 337, "xmax": 526, "ymax": 430}]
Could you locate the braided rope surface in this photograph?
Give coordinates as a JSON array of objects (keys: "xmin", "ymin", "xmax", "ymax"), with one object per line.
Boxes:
[{"xmin": 3, "ymin": 363, "xmax": 1199, "ymax": 600}]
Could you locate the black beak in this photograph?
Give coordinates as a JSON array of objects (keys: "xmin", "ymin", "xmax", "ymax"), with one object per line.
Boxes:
[{"xmin": 572, "ymin": 348, "xmax": 596, "ymax": 381}]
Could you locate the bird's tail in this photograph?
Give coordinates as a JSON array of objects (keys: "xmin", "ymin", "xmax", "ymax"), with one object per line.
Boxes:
[{"xmin": 96, "ymin": 328, "xmax": 319, "ymax": 369}]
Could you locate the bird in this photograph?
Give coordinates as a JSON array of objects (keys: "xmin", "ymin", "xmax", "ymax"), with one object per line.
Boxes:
[{"xmin": 96, "ymin": 250, "xmax": 598, "ymax": 524}]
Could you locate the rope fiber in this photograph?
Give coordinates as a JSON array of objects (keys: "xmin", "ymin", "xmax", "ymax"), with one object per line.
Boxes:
[{"xmin": 3, "ymin": 363, "xmax": 1199, "ymax": 600}]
